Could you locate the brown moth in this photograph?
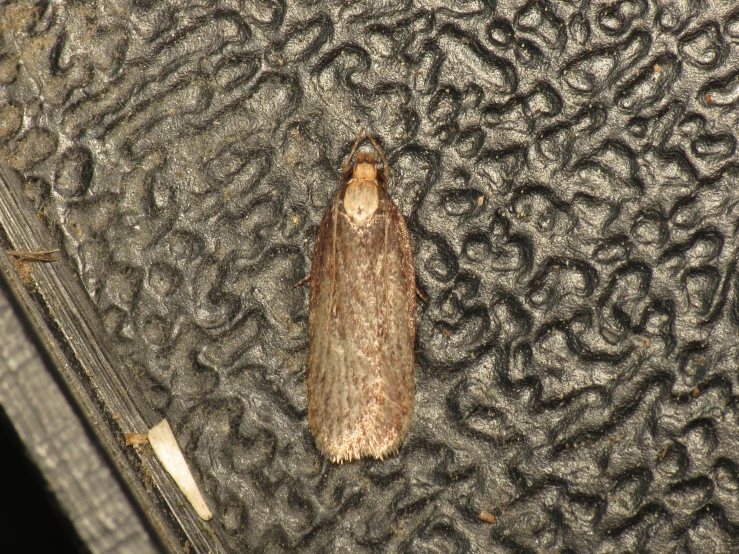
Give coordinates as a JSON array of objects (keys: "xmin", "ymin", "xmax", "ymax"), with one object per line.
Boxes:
[{"xmin": 307, "ymin": 130, "xmax": 416, "ymax": 463}]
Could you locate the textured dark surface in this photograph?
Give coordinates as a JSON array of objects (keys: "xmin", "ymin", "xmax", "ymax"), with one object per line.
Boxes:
[{"xmin": 2, "ymin": 0, "xmax": 739, "ymax": 552}]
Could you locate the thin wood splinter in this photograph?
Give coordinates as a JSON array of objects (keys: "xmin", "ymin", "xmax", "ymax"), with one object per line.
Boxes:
[{"xmin": 5, "ymin": 249, "xmax": 60, "ymax": 262}]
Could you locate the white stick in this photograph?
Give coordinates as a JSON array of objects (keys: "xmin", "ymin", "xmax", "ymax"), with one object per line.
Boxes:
[{"xmin": 148, "ymin": 419, "xmax": 213, "ymax": 521}]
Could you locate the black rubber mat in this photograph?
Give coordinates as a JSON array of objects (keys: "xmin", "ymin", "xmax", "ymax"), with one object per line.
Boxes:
[{"xmin": 2, "ymin": 0, "xmax": 739, "ymax": 552}]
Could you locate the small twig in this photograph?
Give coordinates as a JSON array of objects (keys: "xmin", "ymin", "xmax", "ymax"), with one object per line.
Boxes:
[{"xmin": 5, "ymin": 249, "xmax": 60, "ymax": 262}]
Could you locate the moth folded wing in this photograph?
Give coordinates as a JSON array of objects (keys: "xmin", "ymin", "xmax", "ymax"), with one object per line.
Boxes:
[
  {"xmin": 308, "ymin": 226, "xmax": 383, "ymax": 461},
  {"xmin": 307, "ymin": 204, "xmax": 343, "ymax": 458},
  {"xmin": 308, "ymin": 193, "xmax": 416, "ymax": 463},
  {"xmin": 307, "ymin": 289, "xmax": 381, "ymax": 461},
  {"xmin": 369, "ymin": 198, "xmax": 416, "ymax": 457}
]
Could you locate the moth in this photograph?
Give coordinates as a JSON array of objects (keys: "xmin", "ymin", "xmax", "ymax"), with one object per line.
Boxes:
[{"xmin": 307, "ymin": 130, "xmax": 416, "ymax": 463}]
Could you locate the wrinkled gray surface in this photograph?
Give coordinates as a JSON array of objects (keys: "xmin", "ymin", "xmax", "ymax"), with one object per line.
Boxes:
[{"xmin": 3, "ymin": 0, "xmax": 739, "ymax": 551}]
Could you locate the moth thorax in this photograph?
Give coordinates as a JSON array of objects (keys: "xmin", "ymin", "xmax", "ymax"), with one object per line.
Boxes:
[
  {"xmin": 353, "ymin": 159, "xmax": 377, "ymax": 180},
  {"xmin": 344, "ymin": 178, "xmax": 379, "ymax": 225}
]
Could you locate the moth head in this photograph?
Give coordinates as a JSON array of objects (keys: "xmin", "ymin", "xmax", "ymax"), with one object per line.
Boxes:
[{"xmin": 353, "ymin": 152, "xmax": 378, "ymax": 181}]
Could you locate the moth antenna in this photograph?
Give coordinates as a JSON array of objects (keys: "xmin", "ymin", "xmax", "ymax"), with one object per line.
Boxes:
[
  {"xmin": 364, "ymin": 132, "xmax": 390, "ymax": 180},
  {"xmin": 343, "ymin": 128, "xmax": 366, "ymax": 173}
]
